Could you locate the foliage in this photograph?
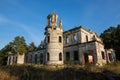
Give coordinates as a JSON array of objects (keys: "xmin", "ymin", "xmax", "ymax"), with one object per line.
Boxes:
[
  {"xmin": 0, "ymin": 36, "xmax": 28, "ymax": 65},
  {"xmin": 100, "ymin": 25, "xmax": 120, "ymax": 60},
  {"xmin": 100, "ymin": 26, "xmax": 116, "ymax": 49},
  {"xmin": 0, "ymin": 50, "xmax": 8, "ymax": 65},
  {"xmin": 13, "ymin": 36, "xmax": 28, "ymax": 55},
  {"xmin": 28, "ymin": 42, "xmax": 36, "ymax": 52}
]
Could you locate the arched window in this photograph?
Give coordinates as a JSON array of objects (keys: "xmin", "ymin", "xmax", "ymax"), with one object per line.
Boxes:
[
  {"xmin": 86, "ymin": 35, "xmax": 88, "ymax": 42},
  {"xmin": 48, "ymin": 36, "xmax": 50, "ymax": 43},
  {"xmin": 59, "ymin": 53, "xmax": 62, "ymax": 61},
  {"xmin": 101, "ymin": 51, "xmax": 105, "ymax": 59},
  {"xmin": 92, "ymin": 35, "xmax": 96, "ymax": 41},
  {"xmin": 66, "ymin": 36, "xmax": 69, "ymax": 44},
  {"xmin": 40, "ymin": 54, "xmax": 43, "ymax": 64},
  {"xmin": 35, "ymin": 54, "xmax": 37, "ymax": 64},
  {"xmin": 73, "ymin": 34, "xmax": 77, "ymax": 41},
  {"xmin": 59, "ymin": 36, "xmax": 62, "ymax": 43},
  {"xmin": 47, "ymin": 53, "xmax": 50, "ymax": 61}
]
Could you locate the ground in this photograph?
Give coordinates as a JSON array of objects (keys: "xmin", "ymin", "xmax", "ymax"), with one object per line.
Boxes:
[{"xmin": 0, "ymin": 63, "xmax": 120, "ymax": 80}]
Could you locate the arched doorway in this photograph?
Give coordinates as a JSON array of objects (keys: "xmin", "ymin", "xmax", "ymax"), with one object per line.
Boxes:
[{"xmin": 82, "ymin": 50, "xmax": 94, "ymax": 64}]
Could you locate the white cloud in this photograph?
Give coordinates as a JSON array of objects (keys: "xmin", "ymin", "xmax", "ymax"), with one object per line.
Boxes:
[{"xmin": 0, "ymin": 16, "xmax": 43, "ymax": 45}]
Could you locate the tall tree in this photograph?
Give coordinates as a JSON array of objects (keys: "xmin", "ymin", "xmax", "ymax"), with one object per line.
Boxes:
[
  {"xmin": 0, "ymin": 36, "xmax": 28, "ymax": 65},
  {"xmin": 0, "ymin": 50, "xmax": 6, "ymax": 65},
  {"xmin": 100, "ymin": 27, "xmax": 116, "ymax": 49},
  {"xmin": 28, "ymin": 42, "xmax": 36, "ymax": 52},
  {"xmin": 13, "ymin": 36, "xmax": 28, "ymax": 55},
  {"xmin": 0, "ymin": 42, "xmax": 14, "ymax": 65},
  {"xmin": 100, "ymin": 25, "xmax": 120, "ymax": 60}
]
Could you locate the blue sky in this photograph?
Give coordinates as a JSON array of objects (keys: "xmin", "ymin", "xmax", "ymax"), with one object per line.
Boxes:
[{"xmin": 0, "ymin": 0, "xmax": 120, "ymax": 49}]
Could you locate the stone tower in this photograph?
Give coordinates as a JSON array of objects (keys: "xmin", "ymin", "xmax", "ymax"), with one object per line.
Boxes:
[{"xmin": 45, "ymin": 13, "xmax": 63, "ymax": 65}]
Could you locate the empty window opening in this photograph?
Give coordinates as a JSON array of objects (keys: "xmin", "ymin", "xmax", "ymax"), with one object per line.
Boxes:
[
  {"xmin": 74, "ymin": 51, "xmax": 79, "ymax": 61},
  {"xmin": 101, "ymin": 51, "xmax": 105, "ymax": 59},
  {"xmin": 66, "ymin": 36, "xmax": 69, "ymax": 44},
  {"xmin": 48, "ymin": 36, "xmax": 50, "ymax": 43},
  {"xmin": 86, "ymin": 35, "xmax": 88, "ymax": 42},
  {"xmin": 109, "ymin": 53, "xmax": 113, "ymax": 61},
  {"xmin": 73, "ymin": 34, "xmax": 77, "ymax": 41},
  {"xmin": 47, "ymin": 53, "xmax": 50, "ymax": 61},
  {"xmin": 35, "ymin": 54, "xmax": 37, "ymax": 64},
  {"xmin": 59, "ymin": 53, "xmax": 62, "ymax": 61},
  {"xmin": 66, "ymin": 52, "xmax": 70, "ymax": 61},
  {"xmin": 59, "ymin": 36, "xmax": 62, "ymax": 43},
  {"xmin": 30, "ymin": 55, "xmax": 32, "ymax": 63},
  {"xmin": 40, "ymin": 54, "xmax": 43, "ymax": 64}
]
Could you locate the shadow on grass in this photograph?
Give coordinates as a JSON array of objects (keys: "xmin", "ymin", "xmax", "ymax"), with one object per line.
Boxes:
[{"xmin": 0, "ymin": 64, "xmax": 120, "ymax": 80}]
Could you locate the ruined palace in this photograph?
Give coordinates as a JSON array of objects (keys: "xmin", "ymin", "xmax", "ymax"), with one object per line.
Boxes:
[{"xmin": 7, "ymin": 13, "xmax": 116, "ymax": 66}]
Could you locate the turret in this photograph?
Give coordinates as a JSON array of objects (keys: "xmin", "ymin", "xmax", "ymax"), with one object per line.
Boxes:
[
  {"xmin": 45, "ymin": 13, "xmax": 63, "ymax": 65},
  {"xmin": 46, "ymin": 14, "xmax": 58, "ymax": 28}
]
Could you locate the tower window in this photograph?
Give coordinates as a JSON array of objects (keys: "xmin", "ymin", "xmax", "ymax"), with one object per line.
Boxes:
[
  {"xmin": 54, "ymin": 28, "xmax": 56, "ymax": 30},
  {"xmin": 101, "ymin": 51, "xmax": 105, "ymax": 59},
  {"xmin": 48, "ymin": 36, "xmax": 50, "ymax": 43},
  {"xmin": 59, "ymin": 36, "xmax": 62, "ymax": 43},
  {"xmin": 59, "ymin": 53, "xmax": 62, "ymax": 61},
  {"xmin": 47, "ymin": 53, "xmax": 50, "ymax": 61}
]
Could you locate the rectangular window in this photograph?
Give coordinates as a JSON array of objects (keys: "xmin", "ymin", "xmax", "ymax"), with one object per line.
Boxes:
[
  {"xmin": 109, "ymin": 53, "xmax": 112, "ymax": 61},
  {"xmin": 66, "ymin": 52, "xmax": 70, "ymax": 61},
  {"xmin": 74, "ymin": 51, "xmax": 79, "ymax": 61},
  {"xmin": 101, "ymin": 51, "xmax": 105, "ymax": 59}
]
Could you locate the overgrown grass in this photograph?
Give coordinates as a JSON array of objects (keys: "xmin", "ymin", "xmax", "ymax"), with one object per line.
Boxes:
[{"xmin": 0, "ymin": 62, "xmax": 120, "ymax": 80}]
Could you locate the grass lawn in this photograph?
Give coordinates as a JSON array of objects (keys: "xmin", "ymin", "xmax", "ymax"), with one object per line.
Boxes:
[{"xmin": 0, "ymin": 62, "xmax": 120, "ymax": 80}]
